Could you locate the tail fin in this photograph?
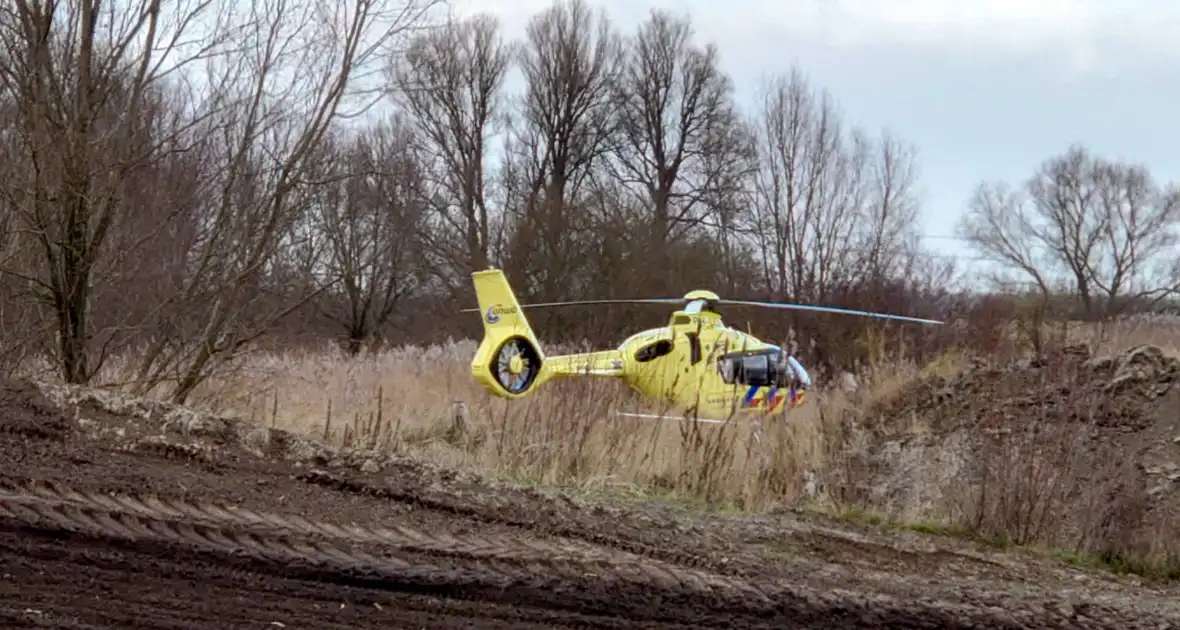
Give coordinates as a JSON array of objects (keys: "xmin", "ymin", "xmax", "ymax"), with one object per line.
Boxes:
[{"xmin": 470, "ymin": 268, "xmax": 547, "ymax": 398}]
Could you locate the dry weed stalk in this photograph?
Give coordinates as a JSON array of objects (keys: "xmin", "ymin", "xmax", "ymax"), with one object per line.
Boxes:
[{"xmin": 964, "ymin": 405, "xmax": 1095, "ymax": 548}]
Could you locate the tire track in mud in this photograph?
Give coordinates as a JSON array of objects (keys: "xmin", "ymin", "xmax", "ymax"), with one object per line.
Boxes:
[
  {"xmin": 0, "ymin": 529, "xmax": 622, "ymax": 629},
  {"xmin": 0, "ymin": 481, "xmax": 785, "ymax": 627},
  {"xmin": 0, "ymin": 479, "xmax": 1068, "ymax": 629},
  {"xmin": 3, "ymin": 479, "xmax": 641, "ymax": 570},
  {"xmin": 293, "ymin": 468, "xmax": 726, "ymax": 574}
]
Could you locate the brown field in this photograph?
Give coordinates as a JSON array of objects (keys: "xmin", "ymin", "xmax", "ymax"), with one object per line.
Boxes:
[{"xmin": 4, "ymin": 317, "xmax": 1180, "ymax": 628}]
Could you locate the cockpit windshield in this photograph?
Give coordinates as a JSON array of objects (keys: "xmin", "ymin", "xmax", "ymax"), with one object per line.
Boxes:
[{"xmin": 717, "ymin": 348, "xmax": 811, "ymax": 389}]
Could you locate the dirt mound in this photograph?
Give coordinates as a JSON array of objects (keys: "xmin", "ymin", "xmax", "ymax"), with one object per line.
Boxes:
[
  {"xmin": 843, "ymin": 344, "xmax": 1180, "ymax": 558},
  {"xmin": 2, "ymin": 376, "xmax": 1180, "ymax": 627},
  {"xmin": 872, "ymin": 344, "xmax": 1178, "ymax": 433}
]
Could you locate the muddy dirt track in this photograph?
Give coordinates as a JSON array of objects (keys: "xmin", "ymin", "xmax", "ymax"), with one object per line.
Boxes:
[{"xmin": 2, "ymin": 379, "xmax": 1180, "ymax": 628}]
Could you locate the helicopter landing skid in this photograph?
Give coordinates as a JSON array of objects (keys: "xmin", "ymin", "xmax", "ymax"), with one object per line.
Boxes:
[
  {"xmin": 613, "ymin": 411, "xmax": 730, "ymax": 424},
  {"xmin": 613, "ymin": 411, "xmax": 775, "ymax": 445}
]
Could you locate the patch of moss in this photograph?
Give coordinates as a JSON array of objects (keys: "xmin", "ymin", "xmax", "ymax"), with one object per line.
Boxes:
[
  {"xmin": 1073, "ymin": 549, "xmax": 1180, "ymax": 582},
  {"xmin": 899, "ymin": 521, "xmax": 1014, "ymax": 548},
  {"xmin": 819, "ymin": 503, "xmax": 1180, "ymax": 584}
]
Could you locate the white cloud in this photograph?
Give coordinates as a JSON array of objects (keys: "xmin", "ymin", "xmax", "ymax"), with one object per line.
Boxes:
[{"xmin": 450, "ymin": 0, "xmax": 1180, "ymax": 78}]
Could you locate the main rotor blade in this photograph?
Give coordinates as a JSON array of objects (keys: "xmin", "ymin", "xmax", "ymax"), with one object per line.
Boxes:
[
  {"xmin": 459, "ymin": 294, "xmax": 943, "ymax": 324},
  {"xmin": 717, "ymin": 299, "xmax": 944, "ymax": 325},
  {"xmin": 460, "ymin": 298, "xmax": 682, "ymax": 313}
]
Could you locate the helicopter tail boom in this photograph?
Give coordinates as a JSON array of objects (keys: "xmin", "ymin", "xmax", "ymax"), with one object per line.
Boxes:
[
  {"xmin": 470, "ymin": 268, "xmax": 549, "ymax": 398},
  {"xmin": 544, "ymin": 350, "xmax": 625, "ymax": 377}
]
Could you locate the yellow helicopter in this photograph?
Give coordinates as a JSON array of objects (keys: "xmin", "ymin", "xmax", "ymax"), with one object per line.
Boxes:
[{"xmin": 465, "ymin": 268, "xmax": 943, "ymax": 424}]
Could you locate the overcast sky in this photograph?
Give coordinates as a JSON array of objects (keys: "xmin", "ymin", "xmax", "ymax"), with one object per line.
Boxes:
[{"xmin": 447, "ymin": 0, "xmax": 1180, "ymax": 277}]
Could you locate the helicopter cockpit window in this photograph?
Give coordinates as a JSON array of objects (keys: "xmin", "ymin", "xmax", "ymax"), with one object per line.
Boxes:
[
  {"xmin": 717, "ymin": 349, "xmax": 799, "ymax": 388},
  {"xmin": 634, "ymin": 339, "xmax": 673, "ymax": 363}
]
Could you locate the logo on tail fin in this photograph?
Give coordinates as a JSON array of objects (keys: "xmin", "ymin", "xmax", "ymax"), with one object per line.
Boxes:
[{"xmin": 484, "ymin": 304, "xmax": 517, "ymax": 324}]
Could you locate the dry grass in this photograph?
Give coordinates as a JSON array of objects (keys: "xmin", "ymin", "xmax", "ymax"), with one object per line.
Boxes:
[
  {"xmin": 1022, "ymin": 315, "xmax": 1180, "ymax": 358},
  {"xmin": 16, "ymin": 338, "xmax": 856, "ymax": 510}
]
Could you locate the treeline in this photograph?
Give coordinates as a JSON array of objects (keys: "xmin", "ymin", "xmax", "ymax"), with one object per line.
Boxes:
[{"xmin": 0, "ymin": 0, "xmax": 1176, "ymax": 402}]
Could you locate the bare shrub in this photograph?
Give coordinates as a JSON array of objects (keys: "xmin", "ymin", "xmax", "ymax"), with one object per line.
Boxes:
[{"xmin": 959, "ymin": 409, "xmax": 1098, "ymax": 547}]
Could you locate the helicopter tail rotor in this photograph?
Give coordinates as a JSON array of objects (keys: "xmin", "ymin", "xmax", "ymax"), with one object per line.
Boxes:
[
  {"xmin": 470, "ymin": 268, "xmax": 550, "ymax": 397},
  {"xmin": 490, "ymin": 335, "xmax": 542, "ymax": 394}
]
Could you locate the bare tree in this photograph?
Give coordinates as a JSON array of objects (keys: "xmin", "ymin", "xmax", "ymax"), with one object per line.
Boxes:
[
  {"xmin": 0, "ymin": 0, "xmax": 228, "ymax": 383},
  {"xmin": 958, "ymin": 144, "xmax": 1180, "ymax": 318},
  {"xmin": 315, "ymin": 115, "xmax": 426, "ymax": 354},
  {"xmin": 121, "ymin": 0, "xmax": 442, "ymax": 403},
  {"xmin": 859, "ymin": 131, "xmax": 923, "ymax": 284},
  {"xmin": 1089, "ymin": 158, "xmax": 1180, "ymax": 313},
  {"xmin": 749, "ymin": 68, "xmax": 920, "ymax": 303},
  {"xmin": 500, "ymin": 0, "xmax": 622, "ymax": 300},
  {"xmin": 958, "ymin": 181, "xmax": 1057, "ymax": 299},
  {"xmin": 388, "ymin": 13, "xmax": 512, "ymax": 287},
  {"xmin": 605, "ymin": 9, "xmax": 742, "ymax": 292},
  {"xmin": 697, "ymin": 114, "xmax": 757, "ymax": 295}
]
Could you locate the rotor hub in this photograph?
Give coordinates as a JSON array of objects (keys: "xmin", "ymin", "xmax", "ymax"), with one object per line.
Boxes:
[
  {"xmin": 682, "ymin": 289, "xmax": 721, "ymax": 302},
  {"xmin": 508, "ymin": 354, "xmax": 524, "ymax": 374}
]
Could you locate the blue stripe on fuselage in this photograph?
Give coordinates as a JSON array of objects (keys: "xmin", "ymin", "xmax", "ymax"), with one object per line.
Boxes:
[{"xmin": 743, "ymin": 384, "xmax": 758, "ymax": 406}]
